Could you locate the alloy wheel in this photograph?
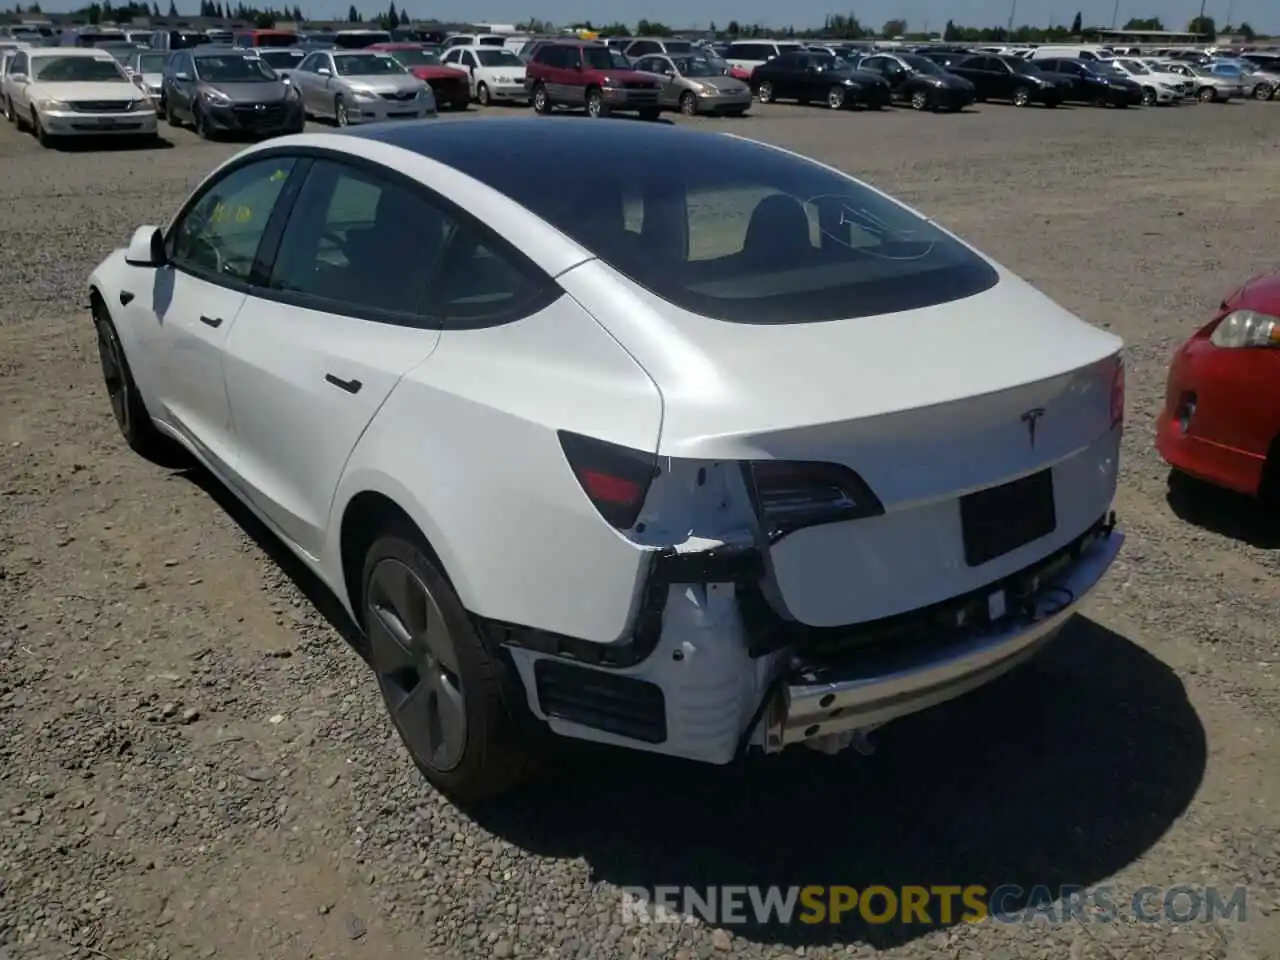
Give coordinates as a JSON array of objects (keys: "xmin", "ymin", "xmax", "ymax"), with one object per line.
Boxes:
[
  {"xmin": 1013, "ymin": 87, "xmax": 1030, "ymax": 106},
  {"xmin": 757, "ymin": 81, "xmax": 774, "ymax": 103},
  {"xmin": 336, "ymin": 99, "xmax": 349, "ymax": 126},
  {"xmin": 366, "ymin": 558, "xmax": 467, "ymax": 774},
  {"xmin": 680, "ymin": 91, "xmax": 696, "ymax": 116},
  {"xmin": 827, "ymin": 86, "xmax": 845, "ymax": 109},
  {"xmin": 586, "ymin": 91, "xmax": 603, "ymax": 117},
  {"xmin": 94, "ymin": 314, "xmax": 129, "ymax": 435},
  {"xmin": 1254, "ymin": 83, "xmax": 1273, "ymax": 101},
  {"xmin": 910, "ymin": 90, "xmax": 928, "ymax": 110}
]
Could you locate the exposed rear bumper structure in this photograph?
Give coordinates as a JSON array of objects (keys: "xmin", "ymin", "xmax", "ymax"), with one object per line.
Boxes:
[{"xmin": 763, "ymin": 524, "xmax": 1123, "ymax": 753}]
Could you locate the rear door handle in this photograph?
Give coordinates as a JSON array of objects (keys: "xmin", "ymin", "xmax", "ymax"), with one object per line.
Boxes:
[
  {"xmin": 324, "ymin": 373, "xmax": 362, "ymax": 394},
  {"xmin": 199, "ymin": 315, "xmax": 223, "ymax": 328}
]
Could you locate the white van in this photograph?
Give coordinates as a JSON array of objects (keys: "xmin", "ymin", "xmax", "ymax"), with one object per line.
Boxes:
[
  {"xmin": 1030, "ymin": 44, "xmax": 1115, "ymax": 62},
  {"xmin": 724, "ymin": 39, "xmax": 806, "ymax": 71}
]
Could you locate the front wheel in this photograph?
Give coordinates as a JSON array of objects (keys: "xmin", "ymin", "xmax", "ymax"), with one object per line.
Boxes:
[
  {"xmin": 1142, "ymin": 86, "xmax": 1156, "ymax": 106},
  {"xmin": 756, "ymin": 80, "xmax": 775, "ymax": 103},
  {"xmin": 679, "ymin": 91, "xmax": 697, "ymax": 116},
  {"xmin": 32, "ymin": 110, "xmax": 51, "ymax": 147},
  {"xmin": 193, "ymin": 104, "xmax": 214, "ymax": 139},
  {"xmin": 1199, "ymin": 86, "xmax": 1217, "ymax": 103},
  {"xmin": 2, "ymin": 96, "xmax": 12, "ymax": 123},
  {"xmin": 909, "ymin": 89, "xmax": 929, "ymax": 111},
  {"xmin": 532, "ymin": 82, "xmax": 551, "ymax": 114},
  {"xmin": 476, "ymin": 82, "xmax": 490, "ymax": 106},
  {"xmin": 1253, "ymin": 82, "xmax": 1273, "ymax": 101},
  {"xmin": 334, "ymin": 95, "xmax": 350, "ymax": 126},
  {"xmin": 1012, "ymin": 86, "xmax": 1031, "ymax": 107},
  {"xmin": 92, "ymin": 299, "xmax": 175, "ymax": 461},
  {"xmin": 361, "ymin": 528, "xmax": 541, "ymax": 802},
  {"xmin": 585, "ymin": 88, "xmax": 607, "ymax": 118},
  {"xmin": 826, "ymin": 85, "xmax": 846, "ymax": 110}
]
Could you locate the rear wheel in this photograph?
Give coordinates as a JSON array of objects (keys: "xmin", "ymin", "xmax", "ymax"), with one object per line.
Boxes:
[
  {"xmin": 909, "ymin": 88, "xmax": 929, "ymax": 111},
  {"xmin": 476, "ymin": 82, "xmax": 491, "ymax": 106},
  {"xmin": 532, "ymin": 82, "xmax": 551, "ymax": 114},
  {"xmin": 361, "ymin": 527, "xmax": 540, "ymax": 802},
  {"xmin": 334, "ymin": 95, "xmax": 350, "ymax": 126},
  {"xmin": 1253, "ymin": 82, "xmax": 1273, "ymax": 101},
  {"xmin": 756, "ymin": 80, "xmax": 774, "ymax": 103},
  {"xmin": 1141, "ymin": 86, "xmax": 1156, "ymax": 105},
  {"xmin": 1199, "ymin": 85, "xmax": 1217, "ymax": 102},
  {"xmin": 826, "ymin": 85, "xmax": 846, "ymax": 109},
  {"xmin": 1012, "ymin": 86, "xmax": 1031, "ymax": 107}
]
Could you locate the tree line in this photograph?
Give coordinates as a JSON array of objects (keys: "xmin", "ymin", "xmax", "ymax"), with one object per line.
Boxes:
[{"xmin": 3, "ymin": 2, "xmax": 1265, "ymax": 40}]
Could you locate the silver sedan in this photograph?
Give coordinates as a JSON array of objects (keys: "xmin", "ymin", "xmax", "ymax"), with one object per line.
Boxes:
[
  {"xmin": 290, "ymin": 49, "xmax": 435, "ymax": 126},
  {"xmin": 631, "ymin": 53, "xmax": 752, "ymax": 116}
]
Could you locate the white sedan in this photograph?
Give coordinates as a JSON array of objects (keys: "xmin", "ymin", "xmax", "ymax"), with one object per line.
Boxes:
[
  {"xmin": 87, "ymin": 119, "xmax": 1125, "ymax": 801},
  {"xmin": 1110, "ymin": 58, "xmax": 1186, "ymax": 103},
  {"xmin": 440, "ymin": 44, "xmax": 528, "ymax": 105},
  {"xmin": 4, "ymin": 46, "xmax": 157, "ymax": 145}
]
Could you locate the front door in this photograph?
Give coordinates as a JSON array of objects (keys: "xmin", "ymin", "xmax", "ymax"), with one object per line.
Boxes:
[
  {"xmin": 221, "ymin": 158, "xmax": 448, "ymax": 557},
  {"xmin": 150, "ymin": 154, "xmax": 301, "ymax": 474}
]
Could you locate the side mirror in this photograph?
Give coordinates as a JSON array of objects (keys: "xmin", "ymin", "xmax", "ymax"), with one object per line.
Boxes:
[{"xmin": 125, "ymin": 225, "xmax": 166, "ymax": 268}]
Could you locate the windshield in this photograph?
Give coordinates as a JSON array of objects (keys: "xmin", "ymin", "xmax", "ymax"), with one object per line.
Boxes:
[
  {"xmin": 253, "ymin": 33, "xmax": 297, "ymax": 48},
  {"xmin": 259, "ymin": 50, "xmax": 304, "ymax": 69},
  {"xmin": 388, "ymin": 48, "xmax": 441, "ymax": 66},
  {"xmin": 901, "ymin": 54, "xmax": 945, "ymax": 75},
  {"xmin": 335, "ymin": 53, "xmax": 404, "ymax": 75},
  {"xmin": 1210, "ymin": 62, "xmax": 1242, "ymax": 74},
  {"xmin": 582, "ymin": 45, "xmax": 614, "ymax": 69},
  {"xmin": 194, "ymin": 54, "xmax": 276, "ymax": 82},
  {"xmin": 100, "ymin": 45, "xmax": 141, "ymax": 62},
  {"xmin": 32, "ymin": 55, "xmax": 127, "ymax": 81},
  {"xmin": 1118, "ymin": 59, "xmax": 1149, "ymax": 74},
  {"xmin": 135, "ymin": 52, "xmax": 169, "ymax": 73},
  {"xmin": 475, "ymin": 49, "xmax": 522, "ymax": 67},
  {"xmin": 673, "ymin": 56, "xmax": 718, "ymax": 77},
  {"xmin": 412, "ymin": 123, "xmax": 998, "ymax": 324}
]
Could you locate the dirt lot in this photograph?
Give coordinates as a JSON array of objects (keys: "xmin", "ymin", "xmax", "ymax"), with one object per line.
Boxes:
[{"xmin": 1, "ymin": 99, "xmax": 1278, "ymax": 960}]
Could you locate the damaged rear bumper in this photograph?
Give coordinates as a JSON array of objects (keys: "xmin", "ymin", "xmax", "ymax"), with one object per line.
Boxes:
[
  {"xmin": 763, "ymin": 523, "xmax": 1123, "ymax": 752},
  {"xmin": 491, "ymin": 516, "xmax": 1123, "ymax": 765}
]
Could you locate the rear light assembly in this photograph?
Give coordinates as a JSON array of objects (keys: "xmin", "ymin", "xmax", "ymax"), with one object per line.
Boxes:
[
  {"xmin": 1110, "ymin": 355, "xmax": 1125, "ymax": 430},
  {"xmin": 558, "ymin": 430, "xmax": 658, "ymax": 530},
  {"xmin": 747, "ymin": 461, "xmax": 884, "ymax": 543}
]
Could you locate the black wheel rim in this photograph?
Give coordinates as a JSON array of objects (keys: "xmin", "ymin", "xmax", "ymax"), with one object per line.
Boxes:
[
  {"xmin": 94, "ymin": 317, "xmax": 128, "ymax": 433},
  {"xmin": 367, "ymin": 558, "xmax": 467, "ymax": 774}
]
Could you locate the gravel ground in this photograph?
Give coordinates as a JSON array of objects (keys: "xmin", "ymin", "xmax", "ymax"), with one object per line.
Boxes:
[{"xmin": 1, "ymin": 100, "xmax": 1278, "ymax": 960}]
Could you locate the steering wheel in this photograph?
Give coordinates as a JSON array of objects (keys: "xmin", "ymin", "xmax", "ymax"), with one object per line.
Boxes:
[{"xmin": 188, "ymin": 234, "xmax": 225, "ymax": 275}]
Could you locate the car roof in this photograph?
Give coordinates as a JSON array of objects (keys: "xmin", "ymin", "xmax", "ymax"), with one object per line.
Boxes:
[{"xmin": 29, "ymin": 47, "xmax": 117, "ymax": 57}]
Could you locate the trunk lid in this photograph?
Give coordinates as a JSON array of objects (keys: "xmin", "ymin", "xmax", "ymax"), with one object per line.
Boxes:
[{"xmin": 560, "ymin": 261, "xmax": 1123, "ymax": 627}]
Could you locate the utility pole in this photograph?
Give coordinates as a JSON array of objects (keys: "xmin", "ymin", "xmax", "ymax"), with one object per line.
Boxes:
[
  {"xmin": 1111, "ymin": 0, "xmax": 1120, "ymax": 29},
  {"xmin": 1006, "ymin": 0, "xmax": 1015, "ymax": 34}
]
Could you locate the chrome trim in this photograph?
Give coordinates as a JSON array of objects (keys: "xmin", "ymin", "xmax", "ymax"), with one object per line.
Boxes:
[{"xmin": 764, "ymin": 528, "xmax": 1124, "ymax": 752}]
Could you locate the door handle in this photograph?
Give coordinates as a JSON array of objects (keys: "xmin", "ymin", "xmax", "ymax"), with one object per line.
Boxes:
[
  {"xmin": 325, "ymin": 373, "xmax": 363, "ymax": 394},
  {"xmin": 199, "ymin": 315, "xmax": 223, "ymax": 328}
]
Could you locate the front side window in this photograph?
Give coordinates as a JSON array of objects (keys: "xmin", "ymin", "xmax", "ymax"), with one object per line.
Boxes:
[
  {"xmin": 31, "ymin": 55, "xmax": 127, "ymax": 82},
  {"xmin": 259, "ymin": 50, "xmax": 304, "ymax": 70},
  {"xmin": 335, "ymin": 53, "xmax": 405, "ymax": 76},
  {"xmin": 194, "ymin": 54, "xmax": 276, "ymax": 82},
  {"xmin": 169, "ymin": 158, "xmax": 297, "ymax": 283},
  {"xmin": 426, "ymin": 127, "xmax": 997, "ymax": 324},
  {"xmin": 582, "ymin": 46, "xmax": 613, "ymax": 70}
]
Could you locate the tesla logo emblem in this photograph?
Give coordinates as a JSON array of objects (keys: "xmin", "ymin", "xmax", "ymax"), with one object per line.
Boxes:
[{"xmin": 1021, "ymin": 408, "xmax": 1046, "ymax": 447}]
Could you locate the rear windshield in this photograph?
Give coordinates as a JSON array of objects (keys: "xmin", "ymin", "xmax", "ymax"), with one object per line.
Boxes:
[{"xmin": 423, "ymin": 125, "xmax": 997, "ymax": 324}]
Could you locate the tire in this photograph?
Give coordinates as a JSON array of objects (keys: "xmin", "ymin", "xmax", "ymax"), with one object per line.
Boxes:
[
  {"xmin": 585, "ymin": 87, "xmax": 607, "ymax": 118},
  {"xmin": 166, "ymin": 98, "xmax": 182, "ymax": 127},
  {"xmin": 826, "ymin": 85, "xmax": 846, "ymax": 109},
  {"xmin": 334, "ymin": 95, "xmax": 349, "ymax": 126},
  {"xmin": 3, "ymin": 96, "xmax": 13, "ymax": 123},
  {"xmin": 1012, "ymin": 86, "xmax": 1031, "ymax": 107},
  {"xmin": 1253, "ymin": 82, "xmax": 1273, "ymax": 101},
  {"xmin": 1199, "ymin": 86, "xmax": 1216, "ymax": 103},
  {"xmin": 1142, "ymin": 86, "xmax": 1156, "ymax": 106},
  {"xmin": 476, "ymin": 82, "xmax": 490, "ymax": 106},
  {"xmin": 91, "ymin": 297, "xmax": 175, "ymax": 461},
  {"xmin": 32, "ymin": 110, "xmax": 51, "ymax": 147},
  {"xmin": 756, "ymin": 80, "xmax": 774, "ymax": 103},
  {"xmin": 909, "ymin": 88, "xmax": 929, "ymax": 111},
  {"xmin": 532, "ymin": 82, "xmax": 551, "ymax": 114},
  {"xmin": 361, "ymin": 526, "xmax": 540, "ymax": 802},
  {"xmin": 679, "ymin": 90, "xmax": 697, "ymax": 116}
]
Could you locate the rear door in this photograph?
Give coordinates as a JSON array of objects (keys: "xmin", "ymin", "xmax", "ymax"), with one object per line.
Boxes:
[{"xmin": 221, "ymin": 157, "xmax": 448, "ymax": 557}]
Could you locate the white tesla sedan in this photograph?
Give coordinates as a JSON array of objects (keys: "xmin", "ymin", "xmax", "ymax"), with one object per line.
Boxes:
[{"xmin": 87, "ymin": 118, "xmax": 1125, "ymax": 800}]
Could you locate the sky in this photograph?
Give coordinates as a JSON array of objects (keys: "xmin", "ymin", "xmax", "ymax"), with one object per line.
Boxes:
[{"xmin": 35, "ymin": 0, "xmax": 1278, "ymax": 34}]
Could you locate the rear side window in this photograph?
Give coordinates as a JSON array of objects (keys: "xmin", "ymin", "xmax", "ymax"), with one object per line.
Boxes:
[{"xmin": 428, "ymin": 126, "xmax": 997, "ymax": 325}]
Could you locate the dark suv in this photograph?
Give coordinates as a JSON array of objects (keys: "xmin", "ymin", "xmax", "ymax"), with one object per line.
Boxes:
[{"xmin": 526, "ymin": 40, "xmax": 662, "ymax": 119}]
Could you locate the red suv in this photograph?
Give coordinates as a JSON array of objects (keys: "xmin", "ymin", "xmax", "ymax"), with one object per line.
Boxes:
[{"xmin": 526, "ymin": 40, "xmax": 663, "ymax": 119}]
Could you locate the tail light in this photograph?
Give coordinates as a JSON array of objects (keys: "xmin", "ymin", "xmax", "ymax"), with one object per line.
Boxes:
[
  {"xmin": 747, "ymin": 461, "xmax": 884, "ymax": 543},
  {"xmin": 558, "ymin": 430, "xmax": 657, "ymax": 530},
  {"xmin": 1109, "ymin": 355, "xmax": 1125, "ymax": 429}
]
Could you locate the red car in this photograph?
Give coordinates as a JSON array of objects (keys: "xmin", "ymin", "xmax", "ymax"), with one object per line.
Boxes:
[
  {"xmin": 1156, "ymin": 270, "xmax": 1280, "ymax": 502},
  {"xmin": 727, "ymin": 63, "xmax": 753, "ymax": 81},
  {"xmin": 367, "ymin": 42, "xmax": 470, "ymax": 110}
]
